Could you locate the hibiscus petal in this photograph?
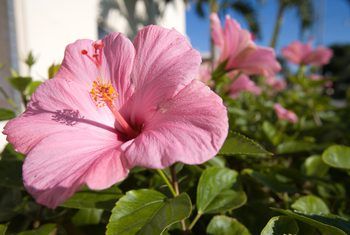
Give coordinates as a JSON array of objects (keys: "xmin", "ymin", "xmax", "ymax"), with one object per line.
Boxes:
[
  {"xmin": 23, "ymin": 130, "xmax": 126, "ymax": 208},
  {"xmin": 126, "ymin": 26, "xmax": 201, "ymax": 124},
  {"xmin": 102, "ymin": 33, "xmax": 135, "ymax": 107},
  {"xmin": 55, "ymin": 34, "xmax": 135, "ymax": 107},
  {"xmin": 123, "ymin": 80, "xmax": 228, "ymax": 169},
  {"xmin": 3, "ymin": 78, "xmax": 115, "ymax": 154}
]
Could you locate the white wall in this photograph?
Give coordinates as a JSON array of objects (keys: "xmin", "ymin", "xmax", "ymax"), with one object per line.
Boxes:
[{"xmin": 14, "ymin": 0, "xmax": 99, "ymax": 79}]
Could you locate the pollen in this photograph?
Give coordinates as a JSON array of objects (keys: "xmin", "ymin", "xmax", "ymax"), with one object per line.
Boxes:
[{"xmin": 90, "ymin": 80, "xmax": 118, "ymax": 107}]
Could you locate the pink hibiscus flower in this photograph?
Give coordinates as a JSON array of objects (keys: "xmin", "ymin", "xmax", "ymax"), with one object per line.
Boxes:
[
  {"xmin": 229, "ymin": 74, "xmax": 261, "ymax": 98},
  {"xmin": 3, "ymin": 26, "xmax": 228, "ymax": 208},
  {"xmin": 274, "ymin": 103, "xmax": 298, "ymax": 124},
  {"xmin": 266, "ymin": 76, "xmax": 287, "ymax": 92},
  {"xmin": 210, "ymin": 13, "xmax": 281, "ymax": 77},
  {"xmin": 281, "ymin": 41, "xmax": 333, "ymax": 66}
]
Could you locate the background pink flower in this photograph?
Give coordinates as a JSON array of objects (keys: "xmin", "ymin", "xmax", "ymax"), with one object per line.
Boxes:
[
  {"xmin": 266, "ymin": 76, "xmax": 287, "ymax": 91},
  {"xmin": 274, "ymin": 103, "xmax": 298, "ymax": 123},
  {"xmin": 210, "ymin": 13, "xmax": 281, "ymax": 77},
  {"xmin": 282, "ymin": 41, "xmax": 333, "ymax": 66},
  {"xmin": 229, "ymin": 74, "xmax": 261, "ymax": 98},
  {"xmin": 3, "ymin": 26, "xmax": 228, "ymax": 208}
]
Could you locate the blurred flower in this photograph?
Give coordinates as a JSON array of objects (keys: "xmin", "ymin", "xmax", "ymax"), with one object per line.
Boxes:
[
  {"xmin": 282, "ymin": 41, "xmax": 333, "ymax": 66},
  {"xmin": 210, "ymin": 13, "xmax": 281, "ymax": 77},
  {"xmin": 274, "ymin": 103, "xmax": 298, "ymax": 123},
  {"xmin": 198, "ymin": 63, "xmax": 213, "ymax": 86},
  {"xmin": 229, "ymin": 73, "xmax": 261, "ymax": 98},
  {"xmin": 266, "ymin": 76, "xmax": 287, "ymax": 91},
  {"xmin": 3, "ymin": 26, "xmax": 228, "ymax": 208},
  {"xmin": 309, "ymin": 74, "xmax": 323, "ymax": 80}
]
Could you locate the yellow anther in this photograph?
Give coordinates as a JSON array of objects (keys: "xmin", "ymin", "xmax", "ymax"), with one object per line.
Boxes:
[{"xmin": 90, "ymin": 80, "xmax": 118, "ymax": 107}]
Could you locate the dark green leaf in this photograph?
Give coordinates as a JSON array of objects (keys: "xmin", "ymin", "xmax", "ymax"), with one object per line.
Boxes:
[
  {"xmin": 302, "ymin": 155, "xmax": 329, "ymax": 177},
  {"xmin": 219, "ymin": 132, "xmax": 272, "ymax": 157},
  {"xmin": 0, "ymin": 160, "xmax": 23, "ymax": 188},
  {"xmin": 261, "ymin": 216, "xmax": 298, "ymax": 235},
  {"xmin": 72, "ymin": 208, "xmax": 103, "ymax": 226},
  {"xmin": 243, "ymin": 169, "xmax": 297, "ymax": 193},
  {"xmin": 207, "ymin": 215, "xmax": 251, "ymax": 235},
  {"xmin": 1, "ymin": 144, "xmax": 25, "ymax": 161},
  {"xmin": 7, "ymin": 76, "xmax": 32, "ymax": 92},
  {"xmin": 322, "ymin": 145, "xmax": 350, "ymax": 169},
  {"xmin": 272, "ymin": 208, "xmax": 350, "ymax": 235},
  {"xmin": 62, "ymin": 186, "xmax": 122, "ymax": 210},
  {"xmin": 291, "ymin": 195, "xmax": 330, "ymax": 215},
  {"xmin": 18, "ymin": 223, "xmax": 56, "ymax": 235},
  {"xmin": 276, "ymin": 140, "xmax": 319, "ymax": 154},
  {"xmin": 0, "ymin": 108, "xmax": 15, "ymax": 121},
  {"xmin": 197, "ymin": 167, "xmax": 245, "ymax": 214},
  {"xmin": 107, "ymin": 189, "xmax": 192, "ymax": 235}
]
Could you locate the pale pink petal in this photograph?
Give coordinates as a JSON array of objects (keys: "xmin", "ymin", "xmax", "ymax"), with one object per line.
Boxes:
[
  {"xmin": 102, "ymin": 33, "xmax": 135, "ymax": 107},
  {"xmin": 55, "ymin": 34, "xmax": 135, "ymax": 107},
  {"xmin": 304, "ymin": 47, "xmax": 333, "ymax": 66},
  {"xmin": 282, "ymin": 41, "xmax": 312, "ymax": 65},
  {"xmin": 210, "ymin": 13, "xmax": 225, "ymax": 49},
  {"xmin": 233, "ymin": 46, "xmax": 281, "ymax": 76},
  {"xmin": 55, "ymin": 39, "xmax": 103, "ymax": 87},
  {"xmin": 274, "ymin": 103, "xmax": 298, "ymax": 124},
  {"xmin": 229, "ymin": 74, "xmax": 261, "ymax": 98},
  {"xmin": 127, "ymin": 25, "xmax": 201, "ymax": 125},
  {"xmin": 3, "ymin": 78, "xmax": 115, "ymax": 154},
  {"xmin": 222, "ymin": 16, "xmax": 252, "ymax": 63},
  {"xmin": 122, "ymin": 80, "xmax": 228, "ymax": 169},
  {"xmin": 23, "ymin": 130, "xmax": 126, "ymax": 208}
]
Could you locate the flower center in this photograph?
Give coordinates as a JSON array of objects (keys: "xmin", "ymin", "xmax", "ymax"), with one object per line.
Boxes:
[{"xmin": 82, "ymin": 41, "xmax": 138, "ymax": 139}]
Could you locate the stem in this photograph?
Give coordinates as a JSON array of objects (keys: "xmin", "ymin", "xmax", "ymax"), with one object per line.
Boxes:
[
  {"xmin": 156, "ymin": 169, "xmax": 177, "ymax": 197},
  {"xmin": 170, "ymin": 166, "xmax": 187, "ymax": 231},
  {"xmin": 270, "ymin": 3, "xmax": 286, "ymax": 48},
  {"xmin": 189, "ymin": 213, "xmax": 202, "ymax": 230}
]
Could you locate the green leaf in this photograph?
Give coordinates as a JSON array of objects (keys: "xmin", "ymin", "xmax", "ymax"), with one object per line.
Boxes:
[
  {"xmin": 291, "ymin": 195, "xmax": 330, "ymax": 215},
  {"xmin": 322, "ymin": 145, "xmax": 350, "ymax": 169},
  {"xmin": 219, "ymin": 132, "xmax": 272, "ymax": 157},
  {"xmin": 1, "ymin": 144, "xmax": 25, "ymax": 161},
  {"xmin": 243, "ymin": 169, "xmax": 297, "ymax": 193},
  {"xmin": 48, "ymin": 64, "xmax": 60, "ymax": 79},
  {"xmin": 197, "ymin": 167, "xmax": 246, "ymax": 214},
  {"xmin": 62, "ymin": 186, "xmax": 122, "ymax": 210},
  {"xmin": 0, "ymin": 224, "xmax": 7, "ymax": 235},
  {"xmin": 72, "ymin": 208, "xmax": 103, "ymax": 226},
  {"xmin": 207, "ymin": 215, "xmax": 251, "ymax": 235},
  {"xmin": 272, "ymin": 208, "xmax": 350, "ymax": 235},
  {"xmin": 0, "ymin": 160, "xmax": 23, "ymax": 188},
  {"xmin": 18, "ymin": 223, "xmax": 56, "ymax": 235},
  {"xmin": 261, "ymin": 216, "xmax": 299, "ymax": 235},
  {"xmin": 7, "ymin": 76, "xmax": 32, "ymax": 92},
  {"xmin": 24, "ymin": 51, "xmax": 36, "ymax": 68},
  {"xmin": 302, "ymin": 155, "xmax": 329, "ymax": 177},
  {"xmin": 262, "ymin": 121, "xmax": 281, "ymax": 145},
  {"xmin": 106, "ymin": 189, "xmax": 192, "ymax": 235},
  {"xmin": 276, "ymin": 140, "xmax": 319, "ymax": 154},
  {"xmin": 25, "ymin": 81, "xmax": 42, "ymax": 96},
  {"xmin": 0, "ymin": 108, "xmax": 15, "ymax": 121}
]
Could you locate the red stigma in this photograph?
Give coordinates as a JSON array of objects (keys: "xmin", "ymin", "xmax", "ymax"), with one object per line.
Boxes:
[{"xmin": 81, "ymin": 50, "xmax": 88, "ymax": 55}]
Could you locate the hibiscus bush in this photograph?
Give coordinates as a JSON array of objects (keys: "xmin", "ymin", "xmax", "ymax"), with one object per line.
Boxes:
[{"xmin": 1, "ymin": 13, "xmax": 350, "ymax": 235}]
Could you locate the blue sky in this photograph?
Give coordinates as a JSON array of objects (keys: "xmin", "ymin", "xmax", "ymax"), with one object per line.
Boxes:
[{"xmin": 186, "ymin": 0, "xmax": 350, "ymax": 54}]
